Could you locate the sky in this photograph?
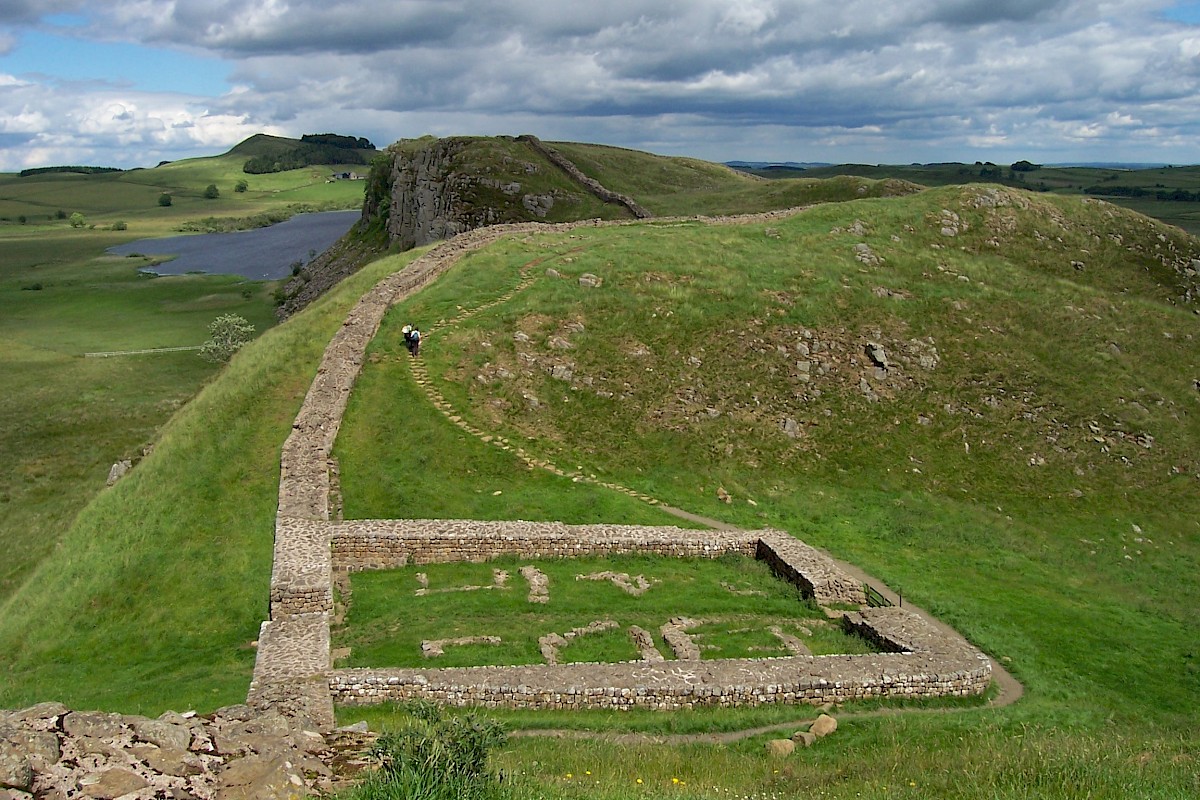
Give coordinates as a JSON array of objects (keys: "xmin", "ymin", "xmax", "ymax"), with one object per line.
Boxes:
[{"xmin": 2, "ymin": 1, "xmax": 1200, "ymax": 171}]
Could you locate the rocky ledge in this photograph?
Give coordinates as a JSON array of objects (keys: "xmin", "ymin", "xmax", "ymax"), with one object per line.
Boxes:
[{"xmin": 0, "ymin": 702, "xmax": 368, "ymax": 800}]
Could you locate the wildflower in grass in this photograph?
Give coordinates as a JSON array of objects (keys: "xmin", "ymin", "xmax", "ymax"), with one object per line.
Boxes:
[{"xmin": 636, "ymin": 778, "xmax": 643, "ymax": 784}]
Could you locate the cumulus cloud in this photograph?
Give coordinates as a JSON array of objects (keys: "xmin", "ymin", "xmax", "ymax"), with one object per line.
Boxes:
[
  {"xmin": 0, "ymin": 75, "xmax": 281, "ymax": 170},
  {"xmin": 1, "ymin": 0, "xmax": 1198, "ymax": 167}
]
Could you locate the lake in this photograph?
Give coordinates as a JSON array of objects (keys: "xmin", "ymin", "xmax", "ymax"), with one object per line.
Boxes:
[{"xmin": 106, "ymin": 210, "xmax": 361, "ymax": 280}]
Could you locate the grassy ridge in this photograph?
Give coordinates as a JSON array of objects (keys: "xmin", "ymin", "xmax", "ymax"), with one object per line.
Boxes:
[{"xmin": 551, "ymin": 141, "xmax": 922, "ymax": 216}]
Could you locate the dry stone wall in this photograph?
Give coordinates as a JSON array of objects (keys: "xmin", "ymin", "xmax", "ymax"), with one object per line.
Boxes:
[
  {"xmin": 517, "ymin": 135, "xmax": 653, "ymax": 219},
  {"xmin": 257, "ymin": 220, "xmax": 617, "ymax": 730},
  {"xmin": 252, "ymin": 213, "xmax": 992, "ymax": 729},
  {"xmin": 326, "ymin": 520, "xmax": 865, "ymax": 607},
  {"xmin": 328, "ymin": 519, "xmax": 758, "ymax": 568}
]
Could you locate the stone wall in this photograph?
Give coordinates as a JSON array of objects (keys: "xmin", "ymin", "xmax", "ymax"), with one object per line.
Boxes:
[
  {"xmin": 326, "ymin": 519, "xmax": 866, "ymax": 608},
  {"xmin": 517, "ymin": 135, "xmax": 654, "ymax": 219},
  {"xmin": 329, "ymin": 519, "xmax": 758, "ymax": 569},
  {"xmin": 257, "ymin": 221, "xmax": 610, "ymax": 729},
  {"xmin": 755, "ymin": 533, "xmax": 866, "ymax": 607}
]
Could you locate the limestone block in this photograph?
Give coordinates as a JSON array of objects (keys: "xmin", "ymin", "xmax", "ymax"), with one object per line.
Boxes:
[{"xmin": 810, "ymin": 714, "xmax": 838, "ymax": 738}]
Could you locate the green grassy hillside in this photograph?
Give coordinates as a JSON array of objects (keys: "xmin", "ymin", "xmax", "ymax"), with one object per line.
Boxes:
[
  {"xmin": 0, "ymin": 139, "xmax": 368, "ymax": 233},
  {"xmin": 2, "ymin": 138, "xmax": 1198, "ymax": 797},
  {"xmin": 339, "ymin": 184, "xmax": 1198, "ymax": 796}
]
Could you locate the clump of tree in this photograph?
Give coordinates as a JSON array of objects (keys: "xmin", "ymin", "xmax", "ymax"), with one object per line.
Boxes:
[
  {"xmin": 243, "ymin": 132, "xmax": 375, "ymax": 174},
  {"xmin": 19, "ymin": 166, "xmax": 122, "ymax": 177},
  {"xmin": 158, "ymin": 193, "xmax": 173, "ymax": 207},
  {"xmin": 234, "ymin": 179, "xmax": 248, "ymax": 193},
  {"xmin": 69, "ymin": 212, "xmax": 86, "ymax": 228},
  {"xmin": 1085, "ymin": 185, "xmax": 1200, "ymax": 202},
  {"xmin": 204, "ymin": 184, "xmax": 220, "ymax": 199},
  {"xmin": 1011, "ymin": 160, "xmax": 1042, "ymax": 172},
  {"xmin": 199, "ymin": 314, "xmax": 255, "ymax": 363},
  {"xmin": 301, "ymin": 133, "xmax": 375, "ymax": 150}
]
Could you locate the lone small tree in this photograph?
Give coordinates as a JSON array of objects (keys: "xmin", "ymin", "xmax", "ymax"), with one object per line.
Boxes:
[
  {"xmin": 199, "ymin": 314, "xmax": 255, "ymax": 363},
  {"xmin": 234, "ymin": 179, "xmax": 248, "ymax": 193},
  {"xmin": 204, "ymin": 184, "xmax": 220, "ymax": 199},
  {"xmin": 69, "ymin": 212, "xmax": 86, "ymax": 228},
  {"xmin": 157, "ymin": 193, "xmax": 173, "ymax": 207}
]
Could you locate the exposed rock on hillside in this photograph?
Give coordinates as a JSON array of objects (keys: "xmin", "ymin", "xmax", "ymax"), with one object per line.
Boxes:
[
  {"xmin": 362, "ymin": 136, "xmax": 636, "ymax": 252},
  {"xmin": 0, "ymin": 701, "xmax": 369, "ymax": 800}
]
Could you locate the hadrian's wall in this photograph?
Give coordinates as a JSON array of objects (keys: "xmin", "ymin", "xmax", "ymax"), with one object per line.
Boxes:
[{"xmin": 249, "ymin": 214, "xmax": 993, "ymax": 731}]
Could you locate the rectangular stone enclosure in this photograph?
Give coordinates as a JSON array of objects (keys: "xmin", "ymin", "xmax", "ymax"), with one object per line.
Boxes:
[{"xmin": 318, "ymin": 519, "xmax": 992, "ymax": 710}]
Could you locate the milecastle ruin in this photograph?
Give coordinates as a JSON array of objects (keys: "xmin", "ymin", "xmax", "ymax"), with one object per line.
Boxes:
[{"xmin": 247, "ymin": 212, "xmax": 994, "ymax": 731}]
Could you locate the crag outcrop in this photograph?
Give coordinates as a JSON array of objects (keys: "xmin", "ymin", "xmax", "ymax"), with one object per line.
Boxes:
[{"xmin": 365, "ymin": 135, "xmax": 644, "ymax": 252}]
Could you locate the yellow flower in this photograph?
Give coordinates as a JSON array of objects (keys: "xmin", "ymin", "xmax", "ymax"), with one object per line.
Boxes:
[
  {"xmin": 636, "ymin": 778, "xmax": 643, "ymax": 784},
  {"xmin": 673, "ymin": 778, "xmax": 680, "ymax": 784},
  {"xmin": 566, "ymin": 773, "xmax": 573, "ymax": 779}
]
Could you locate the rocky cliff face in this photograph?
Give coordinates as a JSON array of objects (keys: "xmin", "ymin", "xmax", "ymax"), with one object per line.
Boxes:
[
  {"xmin": 364, "ymin": 136, "xmax": 640, "ymax": 251},
  {"xmin": 280, "ymin": 135, "xmax": 642, "ymax": 319}
]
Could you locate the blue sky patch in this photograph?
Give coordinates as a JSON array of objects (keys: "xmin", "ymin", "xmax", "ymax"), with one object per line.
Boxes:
[
  {"xmin": 1163, "ymin": 2, "xmax": 1200, "ymax": 24},
  {"xmin": 0, "ymin": 29, "xmax": 229, "ymax": 96}
]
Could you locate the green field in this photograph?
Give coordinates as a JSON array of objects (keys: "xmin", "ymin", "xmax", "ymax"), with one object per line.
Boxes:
[{"xmin": 1, "ymin": 140, "xmax": 1197, "ymax": 799}]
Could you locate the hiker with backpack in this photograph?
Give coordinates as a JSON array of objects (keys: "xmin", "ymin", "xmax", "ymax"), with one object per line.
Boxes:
[{"xmin": 404, "ymin": 324, "xmax": 421, "ymax": 357}]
